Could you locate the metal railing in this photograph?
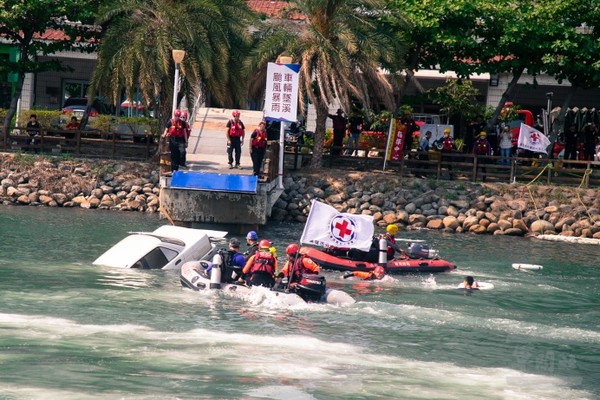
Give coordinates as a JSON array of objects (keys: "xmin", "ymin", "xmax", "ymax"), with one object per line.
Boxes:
[
  {"xmin": 283, "ymin": 144, "xmax": 600, "ymax": 187},
  {"xmin": 1, "ymin": 127, "xmax": 158, "ymax": 160}
]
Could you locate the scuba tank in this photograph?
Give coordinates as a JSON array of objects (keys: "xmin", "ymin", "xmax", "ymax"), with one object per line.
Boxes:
[{"xmin": 209, "ymin": 253, "xmax": 223, "ymax": 289}]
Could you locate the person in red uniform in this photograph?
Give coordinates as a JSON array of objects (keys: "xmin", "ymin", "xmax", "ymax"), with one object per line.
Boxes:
[
  {"xmin": 242, "ymin": 240, "xmax": 276, "ymax": 287},
  {"xmin": 161, "ymin": 109, "xmax": 188, "ymax": 172},
  {"xmin": 226, "ymin": 110, "xmax": 245, "ymax": 169},
  {"xmin": 343, "ymin": 266, "xmax": 385, "ymax": 280},
  {"xmin": 278, "ymin": 244, "xmax": 320, "ymax": 284},
  {"xmin": 250, "ymin": 121, "xmax": 268, "ymax": 176},
  {"xmin": 180, "ymin": 110, "xmax": 192, "ymax": 168}
]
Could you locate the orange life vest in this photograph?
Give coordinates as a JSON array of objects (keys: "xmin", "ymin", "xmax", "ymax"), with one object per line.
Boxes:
[
  {"xmin": 251, "ymin": 129, "xmax": 267, "ymax": 148},
  {"xmin": 228, "ymin": 119, "xmax": 244, "ymax": 138},
  {"xmin": 168, "ymin": 119, "xmax": 186, "ymax": 138},
  {"xmin": 250, "ymin": 250, "xmax": 275, "ymax": 276},
  {"xmin": 441, "ymin": 136, "xmax": 453, "ymax": 151}
]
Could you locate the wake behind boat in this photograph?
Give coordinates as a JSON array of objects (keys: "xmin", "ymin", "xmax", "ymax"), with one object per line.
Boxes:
[
  {"xmin": 93, "ymin": 225, "xmax": 228, "ymax": 269},
  {"xmin": 180, "ymin": 255, "xmax": 355, "ymax": 306}
]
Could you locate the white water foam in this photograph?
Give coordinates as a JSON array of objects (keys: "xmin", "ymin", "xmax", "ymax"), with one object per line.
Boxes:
[{"xmin": 0, "ymin": 312, "xmax": 591, "ymax": 399}]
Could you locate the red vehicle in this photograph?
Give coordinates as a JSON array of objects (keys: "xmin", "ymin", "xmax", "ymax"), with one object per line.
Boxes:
[{"xmin": 501, "ymin": 102, "xmax": 534, "ymax": 147}]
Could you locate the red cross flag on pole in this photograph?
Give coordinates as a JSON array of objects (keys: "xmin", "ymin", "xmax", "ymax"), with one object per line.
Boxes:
[
  {"xmin": 300, "ymin": 200, "xmax": 375, "ymax": 251},
  {"xmin": 517, "ymin": 123, "xmax": 551, "ymax": 154}
]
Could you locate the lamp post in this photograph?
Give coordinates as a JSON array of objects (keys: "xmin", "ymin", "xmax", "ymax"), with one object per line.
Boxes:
[{"xmin": 171, "ymin": 49, "xmax": 186, "ymax": 117}]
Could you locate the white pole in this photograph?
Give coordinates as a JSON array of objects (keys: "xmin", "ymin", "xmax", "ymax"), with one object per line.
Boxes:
[
  {"xmin": 278, "ymin": 121, "xmax": 285, "ymax": 189},
  {"xmin": 171, "ymin": 63, "xmax": 180, "ymax": 117}
]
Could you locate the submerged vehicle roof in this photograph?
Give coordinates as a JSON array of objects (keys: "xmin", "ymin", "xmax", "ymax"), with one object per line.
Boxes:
[{"xmin": 92, "ymin": 225, "xmax": 228, "ymax": 268}]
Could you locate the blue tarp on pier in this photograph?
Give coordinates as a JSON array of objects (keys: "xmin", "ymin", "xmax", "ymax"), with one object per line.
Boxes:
[{"xmin": 170, "ymin": 171, "xmax": 257, "ymax": 193}]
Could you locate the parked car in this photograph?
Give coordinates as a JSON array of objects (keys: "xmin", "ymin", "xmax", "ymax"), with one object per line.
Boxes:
[{"xmin": 60, "ymin": 97, "xmax": 112, "ymax": 122}]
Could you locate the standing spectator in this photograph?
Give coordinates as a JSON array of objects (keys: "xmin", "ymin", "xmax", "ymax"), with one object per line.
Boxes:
[
  {"xmin": 346, "ymin": 112, "xmax": 363, "ymax": 156},
  {"xmin": 161, "ymin": 109, "xmax": 188, "ymax": 172},
  {"xmin": 473, "ymin": 131, "xmax": 491, "ymax": 181},
  {"xmin": 327, "ymin": 109, "xmax": 347, "ymax": 156},
  {"xmin": 465, "ymin": 116, "xmax": 484, "ymax": 154},
  {"xmin": 226, "ymin": 110, "xmax": 245, "ymax": 169},
  {"xmin": 250, "ymin": 121, "xmax": 268, "ymax": 176},
  {"xmin": 563, "ymin": 124, "xmax": 579, "ymax": 161},
  {"xmin": 437, "ymin": 128, "xmax": 455, "ymax": 179},
  {"xmin": 582, "ymin": 123, "xmax": 598, "ymax": 161},
  {"xmin": 400, "ymin": 109, "xmax": 418, "ymax": 152},
  {"xmin": 180, "ymin": 110, "xmax": 191, "ymax": 168},
  {"xmin": 26, "ymin": 114, "xmax": 41, "ymax": 153},
  {"xmin": 499, "ymin": 125, "xmax": 513, "ymax": 165},
  {"xmin": 419, "ymin": 130, "xmax": 432, "ymax": 151}
]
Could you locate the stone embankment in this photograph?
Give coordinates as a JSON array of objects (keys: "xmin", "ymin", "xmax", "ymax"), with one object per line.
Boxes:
[
  {"xmin": 0, "ymin": 155, "xmax": 160, "ymax": 213},
  {"xmin": 271, "ymin": 171, "xmax": 600, "ymax": 239},
  {"xmin": 1, "ymin": 154, "xmax": 599, "ymax": 239}
]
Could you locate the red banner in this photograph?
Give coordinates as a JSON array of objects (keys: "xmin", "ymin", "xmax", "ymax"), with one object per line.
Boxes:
[{"xmin": 386, "ymin": 119, "xmax": 406, "ymax": 161}]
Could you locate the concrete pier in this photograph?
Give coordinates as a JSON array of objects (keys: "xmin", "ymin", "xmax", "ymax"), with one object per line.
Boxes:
[{"xmin": 159, "ymin": 108, "xmax": 284, "ymax": 228}]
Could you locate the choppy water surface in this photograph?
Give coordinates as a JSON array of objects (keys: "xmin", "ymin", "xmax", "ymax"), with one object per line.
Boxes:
[{"xmin": 0, "ymin": 206, "xmax": 598, "ymax": 399}]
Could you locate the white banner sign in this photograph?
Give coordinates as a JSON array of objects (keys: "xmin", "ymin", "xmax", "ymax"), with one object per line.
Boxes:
[
  {"xmin": 518, "ymin": 123, "xmax": 550, "ymax": 153},
  {"xmin": 264, "ymin": 62, "xmax": 300, "ymax": 122},
  {"xmin": 300, "ymin": 200, "xmax": 375, "ymax": 251}
]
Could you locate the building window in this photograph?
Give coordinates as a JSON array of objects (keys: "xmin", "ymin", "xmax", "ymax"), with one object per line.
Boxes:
[{"xmin": 62, "ymin": 80, "xmax": 90, "ymax": 104}]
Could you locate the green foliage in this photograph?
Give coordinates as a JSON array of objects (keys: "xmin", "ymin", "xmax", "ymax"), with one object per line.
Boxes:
[
  {"xmin": 367, "ymin": 110, "xmax": 392, "ymax": 133},
  {"xmin": 17, "ymin": 110, "xmax": 62, "ymax": 129},
  {"xmin": 426, "ymin": 78, "xmax": 483, "ymax": 121},
  {"xmin": 444, "ymin": 191, "xmax": 458, "ymax": 200},
  {"xmin": 92, "ymin": 0, "xmax": 254, "ymax": 130},
  {"xmin": 247, "ymin": 0, "xmax": 407, "ymax": 168},
  {"xmin": 11, "ymin": 152, "xmax": 36, "ymax": 167},
  {"xmin": 0, "ymin": 1, "xmax": 103, "ymax": 130}
]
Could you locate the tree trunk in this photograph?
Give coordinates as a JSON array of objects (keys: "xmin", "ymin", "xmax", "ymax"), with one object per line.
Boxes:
[
  {"xmin": 486, "ymin": 66, "xmax": 525, "ymax": 130},
  {"xmin": 1, "ymin": 73, "xmax": 24, "ymax": 139},
  {"xmin": 2, "ymin": 43, "xmax": 32, "ymax": 137},
  {"xmin": 310, "ymin": 101, "xmax": 329, "ymax": 168}
]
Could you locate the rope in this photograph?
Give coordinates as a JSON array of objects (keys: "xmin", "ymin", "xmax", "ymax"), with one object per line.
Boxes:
[
  {"xmin": 523, "ymin": 163, "xmax": 551, "ymax": 222},
  {"xmin": 576, "ymin": 169, "xmax": 593, "ymax": 221},
  {"xmin": 158, "ymin": 186, "xmax": 175, "ymax": 226}
]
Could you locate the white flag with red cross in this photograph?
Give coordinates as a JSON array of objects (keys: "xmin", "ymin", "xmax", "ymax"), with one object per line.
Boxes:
[
  {"xmin": 518, "ymin": 123, "xmax": 551, "ymax": 153},
  {"xmin": 300, "ymin": 200, "xmax": 375, "ymax": 251}
]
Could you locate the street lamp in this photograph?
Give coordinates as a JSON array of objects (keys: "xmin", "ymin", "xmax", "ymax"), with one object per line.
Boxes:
[{"xmin": 171, "ymin": 49, "xmax": 186, "ymax": 117}]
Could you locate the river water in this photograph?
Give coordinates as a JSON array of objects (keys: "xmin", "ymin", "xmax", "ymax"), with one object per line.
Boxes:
[{"xmin": 0, "ymin": 206, "xmax": 598, "ymax": 399}]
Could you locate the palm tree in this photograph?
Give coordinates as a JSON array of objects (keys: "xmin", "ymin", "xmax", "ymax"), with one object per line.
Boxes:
[
  {"xmin": 89, "ymin": 0, "xmax": 254, "ymax": 130},
  {"xmin": 247, "ymin": 0, "xmax": 407, "ymax": 168}
]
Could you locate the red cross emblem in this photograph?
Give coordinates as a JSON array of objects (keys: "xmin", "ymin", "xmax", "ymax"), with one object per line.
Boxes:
[
  {"xmin": 329, "ymin": 216, "xmax": 357, "ymax": 244},
  {"xmin": 529, "ymin": 131, "xmax": 539, "ymax": 142}
]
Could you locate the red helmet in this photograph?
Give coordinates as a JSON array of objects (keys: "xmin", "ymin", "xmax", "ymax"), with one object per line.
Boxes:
[
  {"xmin": 286, "ymin": 244, "xmax": 298, "ymax": 255},
  {"xmin": 182, "ymin": 111, "xmax": 188, "ymax": 120},
  {"xmin": 174, "ymin": 109, "xmax": 182, "ymax": 118},
  {"xmin": 259, "ymin": 239, "xmax": 270, "ymax": 249},
  {"xmin": 232, "ymin": 110, "xmax": 240, "ymax": 117},
  {"xmin": 373, "ymin": 266, "xmax": 385, "ymax": 279}
]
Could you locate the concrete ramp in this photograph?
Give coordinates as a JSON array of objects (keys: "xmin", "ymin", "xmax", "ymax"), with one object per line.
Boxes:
[{"xmin": 191, "ymin": 108, "xmax": 265, "ymax": 156}]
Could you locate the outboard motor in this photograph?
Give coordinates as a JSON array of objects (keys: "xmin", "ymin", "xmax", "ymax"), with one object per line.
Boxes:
[
  {"xmin": 406, "ymin": 242, "xmax": 439, "ymax": 259},
  {"xmin": 210, "ymin": 253, "xmax": 223, "ymax": 289},
  {"xmin": 294, "ymin": 275, "xmax": 326, "ymax": 303}
]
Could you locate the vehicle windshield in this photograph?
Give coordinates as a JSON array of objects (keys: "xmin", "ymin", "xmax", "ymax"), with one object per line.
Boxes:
[{"xmin": 131, "ymin": 247, "xmax": 179, "ymax": 269}]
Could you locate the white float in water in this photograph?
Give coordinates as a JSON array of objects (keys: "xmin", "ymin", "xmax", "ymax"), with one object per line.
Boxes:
[{"xmin": 512, "ymin": 263, "xmax": 543, "ymax": 271}]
